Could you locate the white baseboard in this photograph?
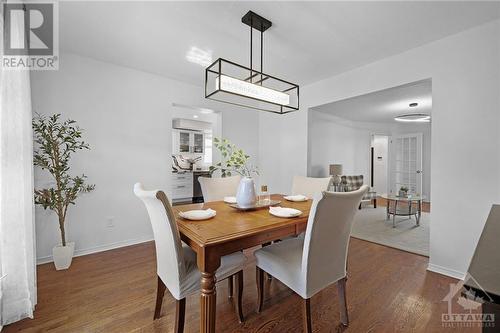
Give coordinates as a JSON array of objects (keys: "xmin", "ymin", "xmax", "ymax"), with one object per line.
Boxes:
[
  {"xmin": 36, "ymin": 236, "xmax": 154, "ymax": 265},
  {"xmin": 427, "ymin": 263, "xmax": 466, "ymax": 280}
]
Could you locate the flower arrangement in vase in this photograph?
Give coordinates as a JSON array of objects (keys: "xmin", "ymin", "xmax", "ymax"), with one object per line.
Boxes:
[{"xmin": 209, "ymin": 138, "xmax": 259, "ymax": 208}]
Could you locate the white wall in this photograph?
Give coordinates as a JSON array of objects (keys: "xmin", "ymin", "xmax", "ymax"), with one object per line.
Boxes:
[
  {"xmin": 31, "ymin": 53, "xmax": 260, "ymax": 262},
  {"xmin": 308, "ymin": 112, "xmax": 371, "ymax": 179},
  {"xmin": 259, "ymin": 19, "xmax": 500, "ymax": 278},
  {"xmin": 258, "ymin": 109, "xmax": 308, "ymax": 194}
]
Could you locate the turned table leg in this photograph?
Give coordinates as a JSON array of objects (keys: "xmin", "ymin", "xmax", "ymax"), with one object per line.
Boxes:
[
  {"xmin": 197, "ymin": 249, "xmax": 220, "ymax": 333},
  {"xmin": 200, "ymin": 271, "xmax": 217, "ymax": 333}
]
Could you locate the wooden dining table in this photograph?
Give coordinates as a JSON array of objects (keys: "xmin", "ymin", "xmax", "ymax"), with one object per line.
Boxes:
[{"xmin": 172, "ymin": 194, "xmax": 312, "ymax": 333}]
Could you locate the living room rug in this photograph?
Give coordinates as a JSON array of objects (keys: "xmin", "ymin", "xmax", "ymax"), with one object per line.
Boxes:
[{"xmin": 350, "ymin": 207, "xmax": 430, "ymax": 256}]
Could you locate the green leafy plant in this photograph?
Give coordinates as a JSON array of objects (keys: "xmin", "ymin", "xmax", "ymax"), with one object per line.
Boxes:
[
  {"xmin": 209, "ymin": 138, "xmax": 258, "ymax": 178},
  {"xmin": 33, "ymin": 114, "xmax": 95, "ymax": 247},
  {"xmin": 400, "ymin": 186, "xmax": 409, "ymax": 192}
]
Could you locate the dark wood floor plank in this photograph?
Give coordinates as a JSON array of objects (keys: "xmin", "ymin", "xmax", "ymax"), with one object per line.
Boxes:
[{"xmin": 4, "ymin": 238, "xmax": 478, "ymax": 332}]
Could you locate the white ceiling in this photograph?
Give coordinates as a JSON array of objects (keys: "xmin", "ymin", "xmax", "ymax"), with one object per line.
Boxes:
[
  {"xmin": 312, "ymin": 79, "xmax": 432, "ymax": 123},
  {"xmin": 59, "ymin": 1, "xmax": 500, "ymax": 87}
]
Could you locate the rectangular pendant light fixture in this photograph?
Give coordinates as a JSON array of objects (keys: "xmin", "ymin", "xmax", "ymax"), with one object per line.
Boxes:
[
  {"xmin": 205, "ymin": 58, "xmax": 299, "ymax": 114},
  {"xmin": 204, "ymin": 11, "xmax": 299, "ymax": 114}
]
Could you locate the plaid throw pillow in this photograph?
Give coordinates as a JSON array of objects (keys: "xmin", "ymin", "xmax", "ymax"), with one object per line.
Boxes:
[{"xmin": 341, "ymin": 175, "xmax": 364, "ymax": 191}]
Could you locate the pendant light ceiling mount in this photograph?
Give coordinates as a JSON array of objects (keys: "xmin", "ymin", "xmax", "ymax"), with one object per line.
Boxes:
[
  {"xmin": 242, "ymin": 10, "xmax": 272, "ymax": 32},
  {"xmin": 205, "ymin": 11, "xmax": 299, "ymax": 114}
]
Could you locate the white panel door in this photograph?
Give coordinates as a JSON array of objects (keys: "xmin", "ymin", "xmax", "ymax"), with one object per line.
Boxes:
[{"xmin": 391, "ymin": 133, "xmax": 423, "ymax": 195}]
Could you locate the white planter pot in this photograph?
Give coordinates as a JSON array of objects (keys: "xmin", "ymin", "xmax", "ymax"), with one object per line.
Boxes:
[
  {"xmin": 52, "ymin": 242, "xmax": 75, "ymax": 270},
  {"xmin": 236, "ymin": 177, "xmax": 257, "ymax": 208}
]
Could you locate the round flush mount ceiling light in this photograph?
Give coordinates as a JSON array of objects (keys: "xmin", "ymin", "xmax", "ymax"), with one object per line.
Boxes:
[
  {"xmin": 394, "ymin": 114, "xmax": 431, "ymax": 122},
  {"xmin": 409, "ymin": 102, "xmax": 418, "ymax": 107}
]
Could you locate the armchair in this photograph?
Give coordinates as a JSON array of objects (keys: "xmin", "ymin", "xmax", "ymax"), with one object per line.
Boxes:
[{"xmin": 340, "ymin": 175, "xmax": 377, "ymax": 209}]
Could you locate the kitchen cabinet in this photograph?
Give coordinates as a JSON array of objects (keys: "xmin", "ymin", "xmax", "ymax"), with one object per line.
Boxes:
[
  {"xmin": 193, "ymin": 133, "xmax": 204, "ymax": 153},
  {"xmin": 171, "ymin": 172, "xmax": 193, "ymax": 203},
  {"xmin": 173, "ymin": 130, "xmax": 204, "ymax": 154}
]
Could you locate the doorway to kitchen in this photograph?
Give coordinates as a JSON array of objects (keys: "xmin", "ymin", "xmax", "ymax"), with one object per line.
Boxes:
[{"xmin": 170, "ymin": 103, "xmax": 222, "ymax": 205}]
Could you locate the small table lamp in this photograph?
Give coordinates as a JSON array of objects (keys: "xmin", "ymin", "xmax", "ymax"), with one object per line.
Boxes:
[{"xmin": 329, "ymin": 164, "xmax": 343, "ymax": 189}]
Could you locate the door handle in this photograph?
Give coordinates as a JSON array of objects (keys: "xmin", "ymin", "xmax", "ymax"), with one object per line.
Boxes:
[{"xmin": 416, "ymin": 170, "xmax": 422, "ymax": 174}]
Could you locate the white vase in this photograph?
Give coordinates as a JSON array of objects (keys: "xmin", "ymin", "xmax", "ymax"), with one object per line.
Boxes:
[
  {"xmin": 52, "ymin": 242, "xmax": 75, "ymax": 270},
  {"xmin": 236, "ymin": 177, "xmax": 257, "ymax": 208}
]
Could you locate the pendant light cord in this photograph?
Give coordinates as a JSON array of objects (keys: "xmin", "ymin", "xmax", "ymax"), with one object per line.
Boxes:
[
  {"xmin": 250, "ymin": 17, "xmax": 253, "ymax": 82},
  {"xmin": 260, "ymin": 27, "xmax": 263, "ymax": 85},
  {"xmin": 249, "ymin": 18, "xmax": 265, "ymax": 84}
]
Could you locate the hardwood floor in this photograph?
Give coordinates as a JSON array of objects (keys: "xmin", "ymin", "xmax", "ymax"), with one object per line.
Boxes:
[{"xmin": 5, "ymin": 238, "xmax": 478, "ymax": 333}]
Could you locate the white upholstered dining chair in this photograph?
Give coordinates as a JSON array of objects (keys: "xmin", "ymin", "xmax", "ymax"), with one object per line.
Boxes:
[
  {"xmin": 198, "ymin": 175, "xmax": 241, "ymax": 202},
  {"xmin": 197, "ymin": 175, "xmax": 242, "ymax": 295},
  {"xmin": 291, "ymin": 175, "xmax": 332, "ymax": 199},
  {"xmin": 133, "ymin": 183, "xmax": 246, "ymax": 332},
  {"xmin": 254, "ymin": 185, "xmax": 368, "ymax": 332}
]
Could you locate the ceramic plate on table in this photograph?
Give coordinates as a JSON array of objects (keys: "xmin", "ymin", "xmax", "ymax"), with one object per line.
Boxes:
[
  {"xmin": 179, "ymin": 209, "xmax": 216, "ymax": 221},
  {"xmin": 269, "ymin": 206, "xmax": 302, "ymax": 218},
  {"xmin": 283, "ymin": 195, "xmax": 308, "ymax": 202},
  {"xmin": 223, "ymin": 196, "xmax": 237, "ymax": 204}
]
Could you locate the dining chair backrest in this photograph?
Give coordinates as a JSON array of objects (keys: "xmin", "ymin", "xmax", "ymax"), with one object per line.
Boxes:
[
  {"xmin": 291, "ymin": 175, "xmax": 332, "ymax": 199},
  {"xmin": 198, "ymin": 175, "xmax": 241, "ymax": 202},
  {"xmin": 301, "ymin": 185, "xmax": 368, "ymax": 297},
  {"xmin": 134, "ymin": 183, "xmax": 184, "ymax": 299}
]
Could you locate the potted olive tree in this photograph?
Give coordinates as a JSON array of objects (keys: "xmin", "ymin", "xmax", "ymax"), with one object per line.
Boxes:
[{"xmin": 33, "ymin": 114, "xmax": 95, "ymax": 270}]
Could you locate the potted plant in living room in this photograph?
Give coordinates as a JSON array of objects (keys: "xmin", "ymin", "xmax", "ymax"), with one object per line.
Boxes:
[
  {"xmin": 209, "ymin": 138, "xmax": 259, "ymax": 208},
  {"xmin": 33, "ymin": 114, "xmax": 95, "ymax": 270},
  {"xmin": 399, "ymin": 186, "xmax": 409, "ymax": 197}
]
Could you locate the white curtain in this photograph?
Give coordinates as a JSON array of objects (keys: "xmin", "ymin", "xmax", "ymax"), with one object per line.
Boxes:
[{"xmin": 0, "ymin": 5, "xmax": 37, "ymax": 328}]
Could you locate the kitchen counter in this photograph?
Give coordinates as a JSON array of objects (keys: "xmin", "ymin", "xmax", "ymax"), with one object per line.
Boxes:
[{"xmin": 171, "ymin": 170, "xmax": 211, "ymax": 204}]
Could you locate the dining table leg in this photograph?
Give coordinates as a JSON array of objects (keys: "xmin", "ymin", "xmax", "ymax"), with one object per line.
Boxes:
[
  {"xmin": 198, "ymin": 250, "xmax": 221, "ymax": 333},
  {"xmin": 200, "ymin": 271, "xmax": 216, "ymax": 333}
]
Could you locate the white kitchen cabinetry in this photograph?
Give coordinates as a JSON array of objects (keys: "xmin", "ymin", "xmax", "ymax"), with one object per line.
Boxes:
[
  {"xmin": 171, "ymin": 172, "xmax": 193, "ymax": 203},
  {"xmin": 172, "ymin": 130, "xmax": 204, "ymax": 154}
]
